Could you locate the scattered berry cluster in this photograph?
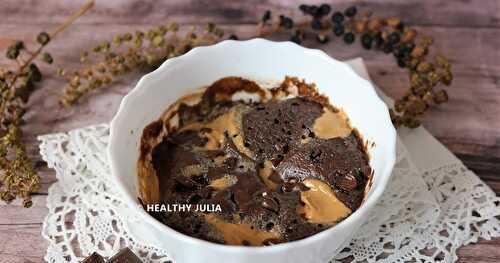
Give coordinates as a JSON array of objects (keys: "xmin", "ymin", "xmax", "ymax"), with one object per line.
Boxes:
[{"xmin": 257, "ymin": 4, "xmax": 452, "ymax": 128}]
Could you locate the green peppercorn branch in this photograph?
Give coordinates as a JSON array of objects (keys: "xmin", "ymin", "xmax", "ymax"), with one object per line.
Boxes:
[{"xmin": 0, "ymin": 0, "xmax": 94, "ymax": 207}]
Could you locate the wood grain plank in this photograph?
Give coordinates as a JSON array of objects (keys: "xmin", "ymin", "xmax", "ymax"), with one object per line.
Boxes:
[
  {"xmin": 0, "ymin": 195, "xmax": 48, "ymax": 225},
  {"xmin": 0, "ymin": 0, "xmax": 499, "ymax": 28},
  {"xmin": 35, "ymin": 168, "xmax": 57, "ymax": 195},
  {"xmin": 0, "ymin": 224, "xmax": 46, "ymax": 263},
  {"xmin": 457, "ymin": 238, "xmax": 500, "ymax": 263}
]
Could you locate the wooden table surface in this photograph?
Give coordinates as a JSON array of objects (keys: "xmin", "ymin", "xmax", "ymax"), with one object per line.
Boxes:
[{"xmin": 1, "ymin": 0, "xmax": 499, "ymax": 262}]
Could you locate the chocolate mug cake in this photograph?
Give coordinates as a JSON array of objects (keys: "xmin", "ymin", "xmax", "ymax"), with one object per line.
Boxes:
[{"xmin": 138, "ymin": 76, "xmax": 372, "ymax": 246}]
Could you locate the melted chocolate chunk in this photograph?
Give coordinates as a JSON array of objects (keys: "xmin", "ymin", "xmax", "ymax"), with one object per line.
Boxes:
[
  {"xmin": 242, "ymin": 98, "xmax": 323, "ymax": 163},
  {"xmin": 140, "ymin": 77, "xmax": 372, "ymax": 246}
]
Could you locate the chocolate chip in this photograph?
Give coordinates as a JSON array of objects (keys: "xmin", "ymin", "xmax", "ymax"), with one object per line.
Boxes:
[
  {"xmin": 242, "ymin": 240, "xmax": 251, "ymax": 246},
  {"xmin": 107, "ymin": 248, "xmax": 142, "ymax": 263},
  {"xmin": 336, "ymin": 173, "xmax": 358, "ymax": 191},
  {"xmin": 262, "ymin": 197, "xmax": 280, "ymax": 213},
  {"xmin": 82, "ymin": 252, "xmax": 105, "ymax": 263}
]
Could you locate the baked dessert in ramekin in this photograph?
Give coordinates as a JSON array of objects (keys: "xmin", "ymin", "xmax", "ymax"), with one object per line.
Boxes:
[{"xmin": 108, "ymin": 39, "xmax": 396, "ymax": 263}]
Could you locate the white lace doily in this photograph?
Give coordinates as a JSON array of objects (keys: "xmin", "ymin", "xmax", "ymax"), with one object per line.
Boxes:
[{"xmin": 38, "ymin": 59, "xmax": 500, "ymax": 262}]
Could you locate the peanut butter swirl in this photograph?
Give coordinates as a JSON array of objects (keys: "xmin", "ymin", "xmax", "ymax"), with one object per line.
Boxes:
[{"xmin": 138, "ymin": 76, "xmax": 372, "ymax": 246}]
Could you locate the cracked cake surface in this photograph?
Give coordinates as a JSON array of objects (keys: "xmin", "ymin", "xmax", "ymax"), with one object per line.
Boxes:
[{"xmin": 138, "ymin": 76, "xmax": 372, "ymax": 246}]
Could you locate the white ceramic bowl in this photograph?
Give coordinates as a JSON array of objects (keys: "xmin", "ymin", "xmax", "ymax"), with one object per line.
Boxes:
[{"xmin": 108, "ymin": 38, "xmax": 396, "ymax": 263}]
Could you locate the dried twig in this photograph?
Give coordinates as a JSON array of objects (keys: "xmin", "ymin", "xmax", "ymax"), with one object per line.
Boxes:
[{"xmin": 0, "ymin": 0, "xmax": 94, "ymax": 207}]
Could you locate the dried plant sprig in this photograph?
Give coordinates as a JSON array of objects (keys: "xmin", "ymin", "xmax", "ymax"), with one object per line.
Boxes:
[
  {"xmin": 59, "ymin": 23, "xmax": 226, "ymax": 106},
  {"xmin": 60, "ymin": 3, "xmax": 452, "ymax": 129},
  {"xmin": 0, "ymin": 0, "xmax": 94, "ymax": 207},
  {"xmin": 256, "ymin": 5, "xmax": 452, "ymax": 128}
]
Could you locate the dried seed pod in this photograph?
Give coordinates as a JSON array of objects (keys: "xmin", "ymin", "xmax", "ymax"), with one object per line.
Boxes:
[
  {"xmin": 343, "ymin": 32, "xmax": 356, "ymax": 44},
  {"xmin": 394, "ymin": 99, "xmax": 406, "ymax": 112},
  {"xmin": 354, "ymin": 20, "xmax": 367, "ymax": 33},
  {"xmin": 440, "ymin": 69, "xmax": 453, "ymax": 85},
  {"xmin": 36, "ymin": 32, "xmax": 50, "ymax": 45},
  {"xmin": 420, "ymin": 35, "xmax": 434, "ymax": 47},
  {"xmin": 344, "ymin": 6, "xmax": 357, "ymax": 17},
  {"xmin": 416, "ymin": 61, "xmax": 433, "ymax": 73},
  {"xmin": 361, "ymin": 33, "xmax": 373, "ymax": 49},
  {"xmin": 152, "ymin": 35, "xmax": 164, "ymax": 46},
  {"xmin": 436, "ymin": 55, "xmax": 451, "ymax": 69},
  {"xmin": 403, "ymin": 114, "xmax": 421, "ymax": 128},
  {"xmin": 42, "ymin": 52, "xmax": 53, "ymax": 64},
  {"xmin": 402, "ymin": 28, "xmax": 417, "ymax": 43},
  {"xmin": 6, "ymin": 46, "xmax": 20, "ymax": 59},
  {"xmin": 406, "ymin": 96, "xmax": 427, "ymax": 114},
  {"xmin": 388, "ymin": 32, "xmax": 401, "ymax": 45},
  {"xmin": 13, "ymin": 41, "xmax": 25, "ymax": 51},
  {"xmin": 331, "ymin": 12, "xmax": 344, "ymax": 24},
  {"xmin": 386, "ymin": 17, "xmax": 401, "ymax": 27},
  {"xmin": 411, "ymin": 46, "xmax": 427, "ymax": 58},
  {"xmin": 422, "ymin": 92, "xmax": 435, "ymax": 106},
  {"xmin": 434, "ymin": 90, "xmax": 449, "ymax": 103},
  {"xmin": 28, "ymin": 64, "xmax": 42, "ymax": 82},
  {"xmin": 367, "ymin": 18, "xmax": 384, "ymax": 31},
  {"xmin": 112, "ymin": 35, "xmax": 123, "ymax": 45}
]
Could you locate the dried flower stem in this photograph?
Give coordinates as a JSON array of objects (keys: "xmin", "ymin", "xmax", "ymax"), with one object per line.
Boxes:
[
  {"xmin": 10, "ymin": 0, "xmax": 95, "ymax": 92},
  {"xmin": 59, "ymin": 22, "xmax": 225, "ymax": 106},
  {"xmin": 0, "ymin": 0, "xmax": 94, "ymax": 207}
]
